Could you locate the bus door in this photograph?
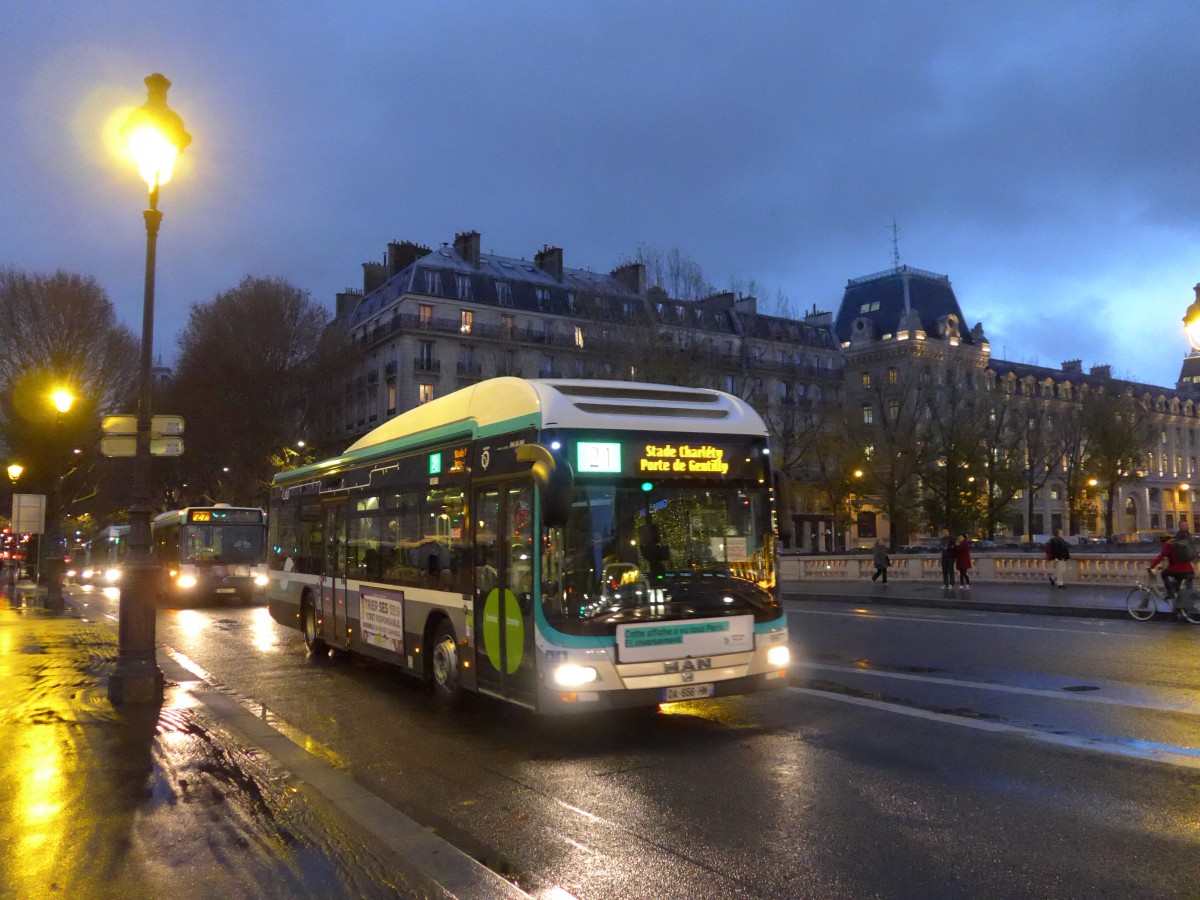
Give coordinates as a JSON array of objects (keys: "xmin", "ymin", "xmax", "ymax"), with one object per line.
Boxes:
[
  {"xmin": 473, "ymin": 480, "xmax": 537, "ymax": 705},
  {"xmin": 322, "ymin": 501, "xmax": 348, "ymax": 648}
]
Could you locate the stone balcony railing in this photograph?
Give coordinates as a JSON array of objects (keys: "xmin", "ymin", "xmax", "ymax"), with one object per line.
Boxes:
[{"xmin": 779, "ymin": 553, "xmax": 1153, "ymax": 585}]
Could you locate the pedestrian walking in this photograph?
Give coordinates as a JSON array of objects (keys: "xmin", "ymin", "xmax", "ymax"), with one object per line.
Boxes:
[
  {"xmin": 1046, "ymin": 529, "xmax": 1071, "ymax": 587},
  {"xmin": 871, "ymin": 538, "xmax": 890, "ymax": 583},
  {"xmin": 954, "ymin": 534, "xmax": 972, "ymax": 589},
  {"xmin": 938, "ymin": 528, "xmax": 955, "ymax": 589}
]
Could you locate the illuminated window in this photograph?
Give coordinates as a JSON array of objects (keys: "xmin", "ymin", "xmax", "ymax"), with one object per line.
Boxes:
[
  {"xmin": 888, "ymin": 367, "xmax": 897, "ymax": 385},
  {"xmin": 460, "ymin": 310, "xmax": 473, "ymax": 334},
  {"xmin": 501, "ymin": 313, "xmax": 514, "ymax": 336},
  {"xmin": 386, "ymin": 379, "xmax": 397, "ymax": 416},
  {"xmin": 418, "ymin": 383, "xmax": 434, "ymax": 404},
  {"xmin": 861, "ymin": 372, "xmax": 871, "ymax": 388},
  {"xmin": 862, "ymin": 403, "xmax": 873, "ymax": 425},
  {"xmin": 418, "ymin": 304, "xmax": 433, "ymax": 326},
  {"xmin": 574, "ymin": 326, "xmax": 584, "ymax": 348}
]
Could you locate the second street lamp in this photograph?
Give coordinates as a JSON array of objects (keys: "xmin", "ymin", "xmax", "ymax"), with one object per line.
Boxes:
[{"xmin": 108, "ymin": 73, "xmax": 190, "ymax": 706}]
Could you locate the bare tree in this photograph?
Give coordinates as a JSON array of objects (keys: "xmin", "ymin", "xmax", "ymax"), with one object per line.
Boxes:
[
  {"xmin": 919, "ymin": 374, "xmax": 989, "ymax": 535},
  {"xmin": 167, "ymin": 276, "xmax": 347, "ymax": 506},
  {"xmin": 859, "ymin": 366, "xmax": 926, "ymax": 546},
  {"xmin": 977, "ymin": 387, "xmax": 1028, "ymax": 540},
  {"xmin": 0, "ymin": 268, "xmax": 139, "ymax": 528},
  {"xmin": 1084, "ymin": 389, "xmax": 1154, "ymax": 539}
]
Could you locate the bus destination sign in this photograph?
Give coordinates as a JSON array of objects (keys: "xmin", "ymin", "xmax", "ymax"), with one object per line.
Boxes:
[{"xmin": 576, "ymin": 440, "xmax": 756, "ymax": 479}]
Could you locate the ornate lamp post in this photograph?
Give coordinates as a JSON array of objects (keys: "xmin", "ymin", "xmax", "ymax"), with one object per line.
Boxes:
[
  {"xmin": 108, "ymin": 74, "xmax": 190, "ymax": 705},
  {"xmin": 43, "ymin": 388, "xmax": 75, "ymax": 610}
]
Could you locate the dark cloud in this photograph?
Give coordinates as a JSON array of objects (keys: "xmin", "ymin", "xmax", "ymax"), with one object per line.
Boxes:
[{"xmin": 3, "ymin": 1, "xmax": 1199, "ymax": 386}]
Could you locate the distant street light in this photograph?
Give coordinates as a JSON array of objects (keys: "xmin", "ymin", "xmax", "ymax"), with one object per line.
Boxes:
[
  {"xmin": 108, "ymin": 73, "xmax": 190, "ymax": 706},
  {"xmin": 7, "ymin": 463, "xmax": 23, "ymax": 484}
]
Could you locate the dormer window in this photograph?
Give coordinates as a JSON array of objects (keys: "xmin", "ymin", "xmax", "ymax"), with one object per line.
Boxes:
[
  {"xmin": 496, "ymin": 281, "xmax": 512, "ymax": 306},
  {"xmin": 424, "ymin": 271, "xmax": 443, "ymax": 295}
]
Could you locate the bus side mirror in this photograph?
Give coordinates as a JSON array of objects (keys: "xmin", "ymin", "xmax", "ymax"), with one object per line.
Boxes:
[{"xmin": 516, "ymin": 443, "xmax": 574, "ymax": 528}]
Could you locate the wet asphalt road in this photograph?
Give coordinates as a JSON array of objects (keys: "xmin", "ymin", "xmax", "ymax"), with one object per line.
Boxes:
[{"xmin": 72, "ymin": 588, "xmax": 1200, "ymax": 898}]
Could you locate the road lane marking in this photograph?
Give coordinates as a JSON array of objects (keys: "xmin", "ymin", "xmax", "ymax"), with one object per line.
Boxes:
[
  {"xmin": 797, "ymin": 661, "xmax": 1200, "ymax": 714},
  {"xmin": 790, "ymin": 686, "xmax": 1200, "ymax": 770}
]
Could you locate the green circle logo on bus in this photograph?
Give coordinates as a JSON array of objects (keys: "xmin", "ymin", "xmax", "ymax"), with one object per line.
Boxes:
[{"xmin": 482, "ymin": 587, "xmax": 524, "ymax": 673}]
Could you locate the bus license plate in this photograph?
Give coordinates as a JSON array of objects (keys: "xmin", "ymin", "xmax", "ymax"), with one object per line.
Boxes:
[
  {"xmin": 215, "ymin": 587, "xmax": 237, "ymax": 593},
  {"xmin": 663, "ymin": 683, "xmax": 714, "ymax": 702}
]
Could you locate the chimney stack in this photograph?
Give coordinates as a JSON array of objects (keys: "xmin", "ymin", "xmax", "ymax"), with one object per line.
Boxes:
[
  {"xmin": 454, "ymin": 230, "xmax": 481, "ymax": 267},
  {"xmin": 387, "ymin": 240, "xmax": 431, "ymax": 277},
  {"xmin": 1061, "ymin": 359, "xmax": 1083, "ymax": 374},
  {"xmin": 611, "ymin": 262, "xmax": 646, "ymax": 295},
  {"xmin": 1089, "ymin": 364, "xmax": 1111, "ymax": 379},
  {"xmin": 535, "ymin": 245, "xmax": 563, "ymax": 281},
  {"xmin": 362, "ymin": 261, "xmax": 388, "ymax": 295}
]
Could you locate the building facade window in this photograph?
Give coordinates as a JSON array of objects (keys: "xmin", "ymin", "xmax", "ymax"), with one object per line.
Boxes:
[
  {"xmin": 460, "ymin": 309, "xmax": 473, "ymax": 334},
  {"xmin": 574, "ymin": 326, "xmax": 584, "ymax": 348},
  {"xmin": 501, "ymin": 313, "xmax": 514, "ymax": 336},
  {"xmin": 888, "ymin": 367, "xmax": 897, "ymax": 385},
  {"xmin": 888, "ymin": 399, "xmax": 900, "ymax": 420},
  {"xmin": 456, "ymin": 274, "xmax": 472, "ymax": 300},
  {"xmin": 861, "ymin": 372, "xmax": 871, "ymax": 389},
  {"xmin": 386, "ymin": 379, "xmax": 397, "ymax": 416},
  {"xmin": 496, "ymin": 281, "xmax": 512, "ymax": 305},
  {"xmin": 418, "ymin": 383, "xmax": 434, "ymax": 404},
  {"xmin": 862, "ymin": 403, "xmax": 873, "ymax": 425},
  {"xmin": 424, "ymin": 271, "xmax": 443, "ymax": 295},
  {"xmin": 418, "ymin": 304, "xmax": 433, "ymax": 326}
]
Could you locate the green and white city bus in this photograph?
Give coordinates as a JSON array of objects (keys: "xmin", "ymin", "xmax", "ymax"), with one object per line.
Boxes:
[{"xmin": 266, "ymin": 378, "xmax": 789, "ymax": 713}]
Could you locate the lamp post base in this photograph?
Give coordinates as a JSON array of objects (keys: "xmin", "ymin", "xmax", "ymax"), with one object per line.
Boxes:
[{"xmin": 107, "ymin": 561, "xmax": 164, "ymax": 705}]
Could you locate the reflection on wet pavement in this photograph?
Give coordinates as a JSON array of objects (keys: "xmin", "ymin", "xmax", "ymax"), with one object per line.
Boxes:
[{"xmin": 0, "ymin": 608, "xmax": 427, "ymax": 899}]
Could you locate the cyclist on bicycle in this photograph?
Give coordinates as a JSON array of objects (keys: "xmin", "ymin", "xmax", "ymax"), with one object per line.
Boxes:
[{"xmin": 1148, "ymin": 529, "xmax": 1195, "ymax": 604}]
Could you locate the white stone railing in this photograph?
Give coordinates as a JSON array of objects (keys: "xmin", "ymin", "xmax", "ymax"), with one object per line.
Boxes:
[{"xmin": 779, "ymin": 553, "xmax": 1153, "ymax": 585}]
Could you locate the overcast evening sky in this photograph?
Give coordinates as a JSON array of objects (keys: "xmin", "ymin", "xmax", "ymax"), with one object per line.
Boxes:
[{"xmin": 4, "ymin": 2, "xmax": 1200, "ymax": 389}]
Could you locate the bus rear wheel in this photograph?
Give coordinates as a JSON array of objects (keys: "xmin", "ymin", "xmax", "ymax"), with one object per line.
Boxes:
[
  {"xmin": 303, "ymin": 596, "xmax": 328, "ymax": 656},
  {"xmin": 429, "ymin": 620, "xmax": 461, "ymax": 703}
]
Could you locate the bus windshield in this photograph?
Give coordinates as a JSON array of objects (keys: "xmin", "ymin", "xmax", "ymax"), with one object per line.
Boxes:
[
  {"xmin": 182, "ymin": 524, "xmax": 265, "ymax": 565},
  {"xmin": 542, "ymin": 481, "xmax": 777, "ymax": 636}
]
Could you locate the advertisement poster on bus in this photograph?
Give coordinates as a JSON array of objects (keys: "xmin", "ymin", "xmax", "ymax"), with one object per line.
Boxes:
[{"xmin": 361, "ymin": 587, "xmax": 406, "ymax": 653}]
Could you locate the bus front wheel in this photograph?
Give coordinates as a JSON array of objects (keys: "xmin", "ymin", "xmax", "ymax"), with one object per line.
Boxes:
[
  {"xmin": 303, "ymin": 596, "xmax": 328, "ymax": 656},
  {"xmin": 429, "ymin": 620, "xmax": 461, "ymax": 703}
]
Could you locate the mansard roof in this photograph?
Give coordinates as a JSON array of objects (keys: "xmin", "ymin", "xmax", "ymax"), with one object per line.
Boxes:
[
  {"xmin": 348, "ymin": 245, "xmax": 641, "ymax": 328},
  {"xmin": 988, "ymin": 358, "xmax": 1200, "ymax": 402},
  {"xmin": 834, "ymin": 264, "xmax": 972, "ymax": 344}
]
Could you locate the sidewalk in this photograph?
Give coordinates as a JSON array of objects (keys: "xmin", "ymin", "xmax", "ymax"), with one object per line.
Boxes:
[
  {"xmin": 781, "ymin": 576, "xmax": 1140, "ymax": 619},
  {"xmin": 0, "ymin": 583, "xmax": 529, "ymax": 900}
]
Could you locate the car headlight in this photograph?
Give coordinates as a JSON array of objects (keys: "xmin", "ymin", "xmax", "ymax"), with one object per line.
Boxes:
[
  {"xmin": 253, "ymin": 574, "xmax": 269, "ymax": 587},
  {"xmin": 766, "ymin": 645, "xmax": 790, "ymax": 667},
  {"xmin": 553, "ymin": 664, "xmax": 598, "ymax": 687},
  {"xmin": 104, "ymin": 568, "xmax": 122, "ymax": 583},
  {"xmin": 177, "ymin": 574, "xmax": 198, "ymax": 589},
  {"xmin": 82, "ymin": 568, "xmax": 95, "ymax": 580}
]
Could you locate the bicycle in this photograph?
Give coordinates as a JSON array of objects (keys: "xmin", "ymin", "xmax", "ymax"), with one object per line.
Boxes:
[{"xmin": 1126, "ymin": 575, "xmax": 1200, "ymax": 623}]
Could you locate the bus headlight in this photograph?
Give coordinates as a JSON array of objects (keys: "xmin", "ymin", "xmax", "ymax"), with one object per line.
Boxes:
[
  {"xmin": 82, "ymin": 568, "xmax": 95, "ymax": 580},
  {"xmin": 553, "ymin": 664, "xmax": 598, "ymax": 687},
  {"xmin": 104, "ymin": 568, "xmax": 122, "ymax": 584},
  {"xmin": 253, "ymin": 574, "xmax": 269, "ymax": 587},
  {"xmin": 766, "ymin": 645, "xmax": 790, "ymax": 667},
  {"xmin": 177, "ymin": 574, "xmax": 198, "ymax": 589}
]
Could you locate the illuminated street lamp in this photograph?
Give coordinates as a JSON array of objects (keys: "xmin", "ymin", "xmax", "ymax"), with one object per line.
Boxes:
[
  {"xmin": 108, "ymin": 74, "xmax": 190, "ymax": 706},
  {"xmin": 6, "ymin": 463, "xmax": 23, "ymax": 484},
  {"xmin": 43, "ymin": 387, "xmax": 75, "ymax": 610},
  {"xmin": 1185, "ymin": 284, "xmax": 1200, "ymax": 351}
]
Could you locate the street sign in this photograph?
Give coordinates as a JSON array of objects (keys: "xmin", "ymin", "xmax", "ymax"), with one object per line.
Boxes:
[
  {"xmin": 100, "ymin": 437, "xmax": 185, "ymax": 457},
  {"xmin": 101, "ymin": 414, "xmax": 185, "ymax": 436},
  {"xmin": 11, "ymin": 494, "xmax": 45, "ymax": 534}
]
